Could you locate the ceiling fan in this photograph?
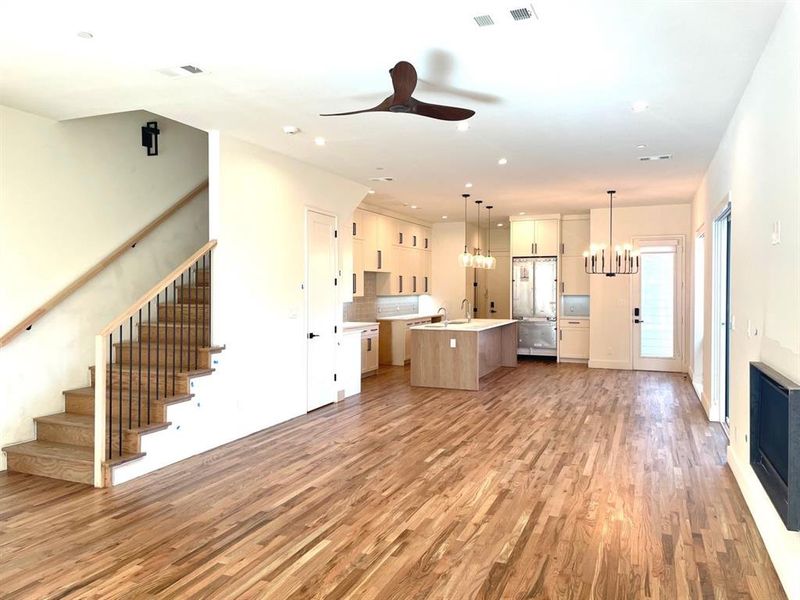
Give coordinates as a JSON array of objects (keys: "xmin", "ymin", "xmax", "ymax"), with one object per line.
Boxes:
[{"xmin": 320, "ymin": 61, "xmax": 475, "ymax": 122}]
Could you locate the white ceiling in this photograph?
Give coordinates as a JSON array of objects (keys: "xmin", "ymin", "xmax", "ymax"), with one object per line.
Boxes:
[{"xmin": 0, "ymin": 1, "xmax": 785, "ymax": 223}]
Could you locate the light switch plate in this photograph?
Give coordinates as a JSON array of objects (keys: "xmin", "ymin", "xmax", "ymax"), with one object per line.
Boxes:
[
  {"xmin": 450, "ymin": 338, "xmax": 457, "ymax": 348},
  {"xmin": 771, "ymin": 221, "xmax": 781, "ymax": 245}
]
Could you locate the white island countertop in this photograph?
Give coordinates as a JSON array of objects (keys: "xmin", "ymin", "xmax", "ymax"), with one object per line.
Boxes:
[
  {"xmin": 409, "ymin": 318, "xmax": 517, "ymax": 332},
  {"xmin": 342, "ymin": 321, "xmax": 379, "ymax": 332},
  {"xmin": 377, "ymin": 313, "xmax": 443, "ymax": 322}
]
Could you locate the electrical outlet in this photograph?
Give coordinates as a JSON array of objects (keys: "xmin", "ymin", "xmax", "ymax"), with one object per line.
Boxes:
[{"xmin": 450, "ymin": 338, "xmax": 457, "ymax": 348}]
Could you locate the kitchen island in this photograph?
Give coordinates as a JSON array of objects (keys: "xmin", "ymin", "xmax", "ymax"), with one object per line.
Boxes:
[{"xmin": 409, "ymin": 319, "xmax": 518, "ymax": 391}]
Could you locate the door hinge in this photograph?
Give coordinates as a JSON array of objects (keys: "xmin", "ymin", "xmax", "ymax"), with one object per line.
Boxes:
[
  {"xmin": 334, "ymin": 230, "xmax": 338, "ymax": 238},
  {"xmin": 334, "ymin": 373, "xmax": 337, "ymax": 382},
  {"xmin": 334, "ymin": 277, "xmax": 338, "ymax": 286},
  {"xmin": 334, "ymin": 325, "xmax": 338, "ymax": 333}
]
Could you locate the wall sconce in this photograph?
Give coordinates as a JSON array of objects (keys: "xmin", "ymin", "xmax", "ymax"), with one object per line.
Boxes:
[{"xmin": 141, "ymin": 121, "xmax": 160, "ymax": 156}]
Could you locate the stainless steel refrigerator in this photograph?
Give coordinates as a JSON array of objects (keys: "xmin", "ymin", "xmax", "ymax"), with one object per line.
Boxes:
[{"xmin": 512, "ymin": 257, "xmax": 558, "ymax": 356}]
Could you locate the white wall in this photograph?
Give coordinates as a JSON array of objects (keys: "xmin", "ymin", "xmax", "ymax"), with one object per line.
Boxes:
[
  {"xmin": 690, "ymin": 6, "xmax": 800, "ymax": 597},
  {"xmin": 588, "ymin": 204, "xmax": 691, "ymax": 370},
  {"xmin": 0, "ymin": 106, "xmax": 208, "ymax": 469},
  {"xmin": 209, "ymin": 133, "xmax": 367, "ymax": 432},
  {"xmin": 422, "ymin": 221, "xmax": 469, "ymax": 318}
]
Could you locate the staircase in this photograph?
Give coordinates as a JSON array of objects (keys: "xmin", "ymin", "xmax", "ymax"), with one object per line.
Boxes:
[{"xmin": 2, "ymin": 264, "xmax": 221, "ymax": 486}]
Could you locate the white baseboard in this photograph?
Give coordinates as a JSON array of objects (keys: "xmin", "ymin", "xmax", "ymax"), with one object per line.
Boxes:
[
  {"xmin": 727, "ymin": 447, "xmax": 800, "ymax": 599},
  {"xmin": 588, "ymin": 359, "xmax": 630, "ymax": 370}
]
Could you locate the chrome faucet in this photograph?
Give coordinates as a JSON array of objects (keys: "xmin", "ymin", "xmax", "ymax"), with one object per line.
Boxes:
[
  {"xmin": 461, "ymin": 298, "xmax": 472, "ymax": 323},
  {"xmin": 437, "ymin": 306, "xmax": 448, "ymax": 326}
]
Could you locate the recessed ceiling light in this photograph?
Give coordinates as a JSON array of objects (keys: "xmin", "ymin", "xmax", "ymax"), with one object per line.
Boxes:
[
  {"xmin": 442, "ymin": 215, "xmax": 448, "ymax": 219},
  {"xmin": 519, "ymin": 211, "xmax": 526, "ymax": 215},
  {"xmin": 498, "ymin": 158, "xmax": 508, "ymax": 165},
  {"xmin": 77, "ymin": 31, "xmax": 94, "ymax": 39},
  {"xmin": 410, "ymin": 205, "xmax": 418, "ymax": 209},
  {"xmin": 314, "ymin": 136, "xmax": 326, "ymax": 146},
  {"xmin": 282, "ymin": 125, "xmax": 299, "ymax": 135},
  {"xmin": 457, "ymin": 121, "xmax": 470, "ymax": 132},
  {"xmin": 497, "ymin": 223, "xmax": 504, "ymax": 227},
  {"xmin": 632, "ymin": 101, "xmax": 649, "ymax": 113},
  {"xmin": 367, "ymin": 189, "xmax": 375, "ymax": 194},
  {"xmin": 465, "ymin": 182, "xmax": 473, "ymax": 188},
  {"xmin": 636, "ymin": 144, "xmax": 647, "ymax": 150}
]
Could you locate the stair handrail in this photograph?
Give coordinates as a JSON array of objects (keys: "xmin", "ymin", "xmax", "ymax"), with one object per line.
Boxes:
[
  {"xmin": 0, "ymin": 179, "xmax": 209, "ymax": 348},
  {"xmin": 98, "ymin": 239, "xmax": 217, "ymax": 336}
]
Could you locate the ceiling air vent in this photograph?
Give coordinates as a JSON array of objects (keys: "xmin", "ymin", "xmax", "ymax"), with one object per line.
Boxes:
[
  {"xmin": 157, "ymin": 65, "xmax": 204, "ymax": 78},
  {"xmin": 474, "ymin": 15, "xmax": 494, "ymax": 27},
  {"xmin": 369, "ymin": 176, "xmax": 394, "ymax": 182},
  {"xmin": 639, "ymin": 154, "xmax": 673, "ymax": 162},
  {"xmin": 510, "ymin": 5, "xmax": 539, "ymax": 21}
]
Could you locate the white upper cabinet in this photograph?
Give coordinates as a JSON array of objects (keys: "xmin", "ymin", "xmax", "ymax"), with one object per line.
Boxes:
[
  {"xmin": 510, "ymin": 220, "xmax": 536, "ymax": 256},
  {"xmin": 511, "ymin": 219, "xmax": 559, "ymax": 256},
  {"xmin": 560, "ymin": 218, "xmax": 590, "ymax": 256},
  {"xmin": 534, "ymin": 220, "xmax": 559, "ymax": 256}
]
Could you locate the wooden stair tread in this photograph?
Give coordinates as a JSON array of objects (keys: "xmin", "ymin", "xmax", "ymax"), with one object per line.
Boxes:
[
  {"xmin": 91, "ymin": 364, "xmax": 212, "ymax": 379},
  {"xmin": 144, "ymin": 322, "xmax": 209, "ymax": 329},
  {"xmin": 35, "ymin": 412, "xmax": 172, "ymax": 435},
  {"xmin": 64, "ymin": 386, "xmax": 192, "ymax": 406},
  {"xmin": 64, "ymin": 385, "xmax": 94, "ymax": 397},
  {"xmin": 35, "ymin": 412, "xmax": 92, "ymax": 428},
  {"xmin": 104, "ymin": 452, "xmax": 146, "ymax": 467},
  {"xmin": 2, "ymin": 440, "xmax": 93, "ymax": 463}
]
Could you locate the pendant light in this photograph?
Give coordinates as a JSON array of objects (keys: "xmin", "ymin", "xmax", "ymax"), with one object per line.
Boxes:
[
  {"xmin": 485, "ymin": 205, "xmax": 497, "ymax": 270},
  {"xmin": 584, "ymin": 190, "xmax": 639, "ymax": 276},
  {"xmin": 458, "ymin": 193, "xmax": 475, "ymax": 267},
  {"xmin": 473, "ymin": 199, "xmax": 485, "ymax": 268}
]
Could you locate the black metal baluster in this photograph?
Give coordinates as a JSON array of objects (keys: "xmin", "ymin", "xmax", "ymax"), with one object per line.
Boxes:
[
  {"xmin": 208, "ymin": 251, "xmax": 212, "ymax": 346},
  {"xmin": 138, "ymin": 308, "xmax": 142, "ymax": 428},
  {"xmin": 108, "ymin": 333, "xmax": 113, "ymax": 460},
  {"xmin": 180, "ymin": 272, "xmax": 185, "ymax": 379},
  {"xmin": 147, "ymin": 301, "xmax": 151, "ymax": 426},
  {"xmin": 118, "ymin": 324, "xmax": 123, "ymax": 457},
  {"xmin": 195, "ymin": 260, "xmax": 199, "ymax": 369},
  {"xmin": 128, "ymin": 316, "xmax": 133, "ymax": 432},
  {"xmin": 172, "ymin": 280, "xmax": 177, "ymax": 396},
  {"xmin": 187, "ymin": 269, "xmax": 191, "ymax": 373},
  {"xmin": 202, "ymin": 254, "xmax": 207, "ymax": 348},
  {"xmin": 163, "ymin": 286, "xmax": 168, "ymax": 399}
]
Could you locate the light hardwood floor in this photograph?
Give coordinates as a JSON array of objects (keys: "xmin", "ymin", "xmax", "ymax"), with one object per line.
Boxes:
[{"xmin": 0, "ymin": 362, "xmax": 786, "ymax": 599}]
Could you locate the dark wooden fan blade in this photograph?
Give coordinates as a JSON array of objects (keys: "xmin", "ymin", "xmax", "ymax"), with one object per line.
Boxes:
[
  {"xmin": 389, "ymin": 61, "xmax": 417, "ymax": 105},
  {"xmin": 320, "ymin": 97, "xmax": 393, "ymax": 117},
  {"xmin": 408, "ymin": 98, "xmax": 475, "ymax": 121}
]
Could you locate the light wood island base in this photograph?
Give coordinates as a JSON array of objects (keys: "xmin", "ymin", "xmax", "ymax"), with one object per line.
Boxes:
[{"xmin": 410, "ymin": 319, "xmax": 518, "ymax": 390}]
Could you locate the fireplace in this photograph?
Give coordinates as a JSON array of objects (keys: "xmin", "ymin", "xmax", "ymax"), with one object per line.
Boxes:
[{"xmin": 750, "ymin": 362, "xmax": 800, "ymax": 531}]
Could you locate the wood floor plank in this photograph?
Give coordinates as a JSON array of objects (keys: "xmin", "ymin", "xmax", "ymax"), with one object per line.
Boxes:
[{"xmin": 0, "ymin": 361, "xmax": 787, "ymax": 599}]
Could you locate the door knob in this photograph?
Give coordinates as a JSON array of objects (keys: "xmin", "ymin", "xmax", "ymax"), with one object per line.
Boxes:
[{"xmin": 308, "ymin": 332, "xmax": 320, "ymax": 339}]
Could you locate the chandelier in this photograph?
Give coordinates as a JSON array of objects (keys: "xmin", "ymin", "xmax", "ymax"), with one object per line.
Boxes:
[{"xmin": 584, "ymin": 190, "xmax": 639, "ymax": 277}]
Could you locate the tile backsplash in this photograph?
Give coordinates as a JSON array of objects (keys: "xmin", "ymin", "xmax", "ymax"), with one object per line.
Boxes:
[{"xmin": 343, "ymin": 272, "xmax": 419, "ymax": 322}]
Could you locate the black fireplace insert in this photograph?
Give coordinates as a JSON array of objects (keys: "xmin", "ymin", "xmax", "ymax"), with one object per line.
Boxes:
[{"xmin": 750, "ymin": 362, "xmax": 800, "ymax": 531}]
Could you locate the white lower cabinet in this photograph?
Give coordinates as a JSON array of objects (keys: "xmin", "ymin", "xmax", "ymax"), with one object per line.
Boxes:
[
  {"xmin": 361, "ymin": 327, "xmax": 379, "ymax": 376},
  {"xmin": 559, "ymin": 319, "xmax": 589, "ymax": 360},
  {"xmin": 340, "ymin": 331, "xmax": 362, "ymax": 398}
]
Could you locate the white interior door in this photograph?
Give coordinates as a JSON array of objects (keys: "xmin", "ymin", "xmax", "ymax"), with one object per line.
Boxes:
[
  {"xmin": 632, "ymin": 238, "xmax": 684, "ymax": 372},
  {"xmin": 306, "ymin": 210, "xmax": 338, "ymax": 411}
]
